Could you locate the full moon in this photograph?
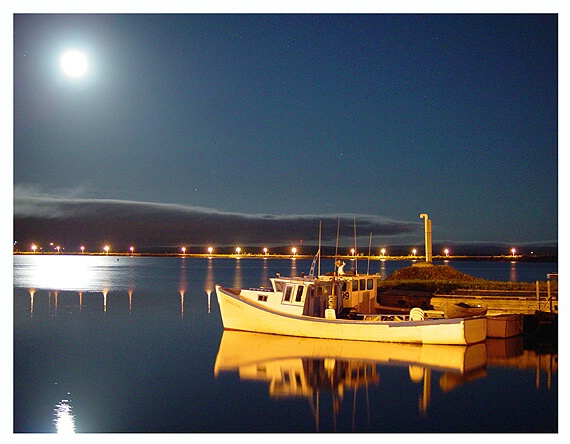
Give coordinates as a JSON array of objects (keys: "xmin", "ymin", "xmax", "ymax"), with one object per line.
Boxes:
[{"xmin": 60, "ymin": 50, "xmax": 89, "ymax": 77}]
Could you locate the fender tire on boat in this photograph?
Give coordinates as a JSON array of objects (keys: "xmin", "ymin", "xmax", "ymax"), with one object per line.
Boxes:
[{"xmin": 410, "ymin": 307, "xmax": 425, "ymax": 321}]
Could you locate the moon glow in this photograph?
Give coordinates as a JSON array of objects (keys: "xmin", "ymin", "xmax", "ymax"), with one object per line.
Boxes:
[{"xmin": 60, "ymin": 50, "xmax": 89, "ymax": 77}]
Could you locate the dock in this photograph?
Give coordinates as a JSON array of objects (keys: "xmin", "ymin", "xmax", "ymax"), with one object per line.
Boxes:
[
  {"xmin": 430, "ymin": 288, "xmax": 558, "ymax": 315},
  {"xmin": 431, "ymin": 288, "xmax": 558, "ymax": 339}
]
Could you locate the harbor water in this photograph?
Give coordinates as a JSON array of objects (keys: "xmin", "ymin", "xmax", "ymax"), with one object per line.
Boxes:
[{"xmin": 13, "ymin": 255, "xmax": 558, "ymax": 433}]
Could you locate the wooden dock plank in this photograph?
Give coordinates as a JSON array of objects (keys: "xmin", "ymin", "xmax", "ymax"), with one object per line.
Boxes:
[{"xmin": 431, "ymin": 293, "xmax": 558, "ymax": 315}]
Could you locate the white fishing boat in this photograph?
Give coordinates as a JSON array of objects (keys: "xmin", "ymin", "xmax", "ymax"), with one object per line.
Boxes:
[
  {"xmin": 215, "ymin": 251, "xmax": 487, "ymax": 345},
  {"xmin": 215, "ymin": 284, "xmax": 486, "ymax": 344}
]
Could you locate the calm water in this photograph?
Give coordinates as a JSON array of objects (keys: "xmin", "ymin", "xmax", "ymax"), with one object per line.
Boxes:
[{"xmin": 13, "ymin": 255, "xmax": 558, "ymax": 433}]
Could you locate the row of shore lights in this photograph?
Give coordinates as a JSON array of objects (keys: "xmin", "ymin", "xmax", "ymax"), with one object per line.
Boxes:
[
  {"xmin": 28, "ymin": 243, "xmax": 519, "ymax": 258},
  {"xmin": 30, "ymin": 243, "xmax": 120, "ymax": 254}
]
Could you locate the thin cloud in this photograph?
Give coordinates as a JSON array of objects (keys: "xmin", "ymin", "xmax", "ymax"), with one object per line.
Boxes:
[{"xmin": 13, "ymin": 189, "xmax": 421, "ymax": 250}]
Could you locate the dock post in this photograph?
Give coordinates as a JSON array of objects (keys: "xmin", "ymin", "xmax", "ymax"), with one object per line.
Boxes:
[
  {"xmin": 547, "ymin": 280, "xmax": 552, "ymax": 312},
  {"xmin": 536, "ymin": 281, "xmax": 540, "ymax": 310}
]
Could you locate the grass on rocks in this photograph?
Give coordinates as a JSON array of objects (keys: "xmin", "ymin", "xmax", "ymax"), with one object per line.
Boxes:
[{"xmin": 379, "ymin": 264, "xmax": 555, "ymax": 293}]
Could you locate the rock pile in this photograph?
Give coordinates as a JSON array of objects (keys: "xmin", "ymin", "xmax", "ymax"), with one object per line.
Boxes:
[{"xmin": 386, "ymin": 265, "xmax": 479, "ymax": 282}]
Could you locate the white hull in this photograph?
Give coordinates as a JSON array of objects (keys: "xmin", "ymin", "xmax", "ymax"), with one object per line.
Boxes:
[{"xmin": 216, "ymin": 285, "xmax": 487, "ymax": 345}]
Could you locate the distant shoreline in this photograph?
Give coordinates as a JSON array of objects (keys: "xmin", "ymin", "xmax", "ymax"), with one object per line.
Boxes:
[{"xmin": 12, "ymin": 252, "xmax": 558, "ymax": 262}]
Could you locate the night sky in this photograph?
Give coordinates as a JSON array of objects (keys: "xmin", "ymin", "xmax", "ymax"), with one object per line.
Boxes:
[{"xmin": 11, "ymin": 11, "xmax": 559, "ymax": 255}]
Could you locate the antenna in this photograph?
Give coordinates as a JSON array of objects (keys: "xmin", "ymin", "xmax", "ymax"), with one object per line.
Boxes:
[
  {"xmin": 353, "ymin": 217, "xmax": 358, "ymax": 275},
  {"xmin": 367, "ymin": 232, "xmax": 372, "ymax": 274},
  {"xmin": 318, "ymin": 221, "xmax": 322, "ymax": 276},
  {"xmin": 334, "ymin": 217, "xmax": 340, "ymax": 270}
]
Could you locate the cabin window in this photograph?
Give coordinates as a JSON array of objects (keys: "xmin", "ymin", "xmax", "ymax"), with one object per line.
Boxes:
[
  {"xmin": 283, "ymin": 286, "xmax": 293, "ymax": 302},
  {"xmin": 341, "ymin": 282, "xmax": 348, "ymax": 292},
  {"xmin": 258, "ymin": 294, "xmax": 268, "ymax": 302},
  {"xmin": 307, "ymin": 285, "xmax": 314, "ymax": 298},
  {"xmin": 316, "ymin": 284, "xmax": 331, "ymax": 297},
  {"xmin": 295, "ymin": 286, "xmax": 304, "ymax": 302},
  {"xmin": 275, "ymin": 281, "xmax": 284, "ymax": 292},
  {"xmin": 359, "ymin": 279, "xmax": 366, "ymax": 291},
  {"xmin": 367, "ymin": 279, "xmax": 374, "ymax": 290},
  {"xmin": 352, "ymin": 280, "xmax": 358, "ymax": 291}
]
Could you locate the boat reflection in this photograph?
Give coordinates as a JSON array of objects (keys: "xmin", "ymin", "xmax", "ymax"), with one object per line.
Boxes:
[
  {"xmin": 486, "ymin": 337, "xmax": 557, "ymax": 390},
  {"xmin": 214, "ymin": 331, "xmax": 488, "ymax": 428}
]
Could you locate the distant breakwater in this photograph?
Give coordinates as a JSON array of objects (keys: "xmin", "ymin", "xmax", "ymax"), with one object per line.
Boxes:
[{"xmin": 12, "ymin": 252, "xmax": 557, "ymax": 262}]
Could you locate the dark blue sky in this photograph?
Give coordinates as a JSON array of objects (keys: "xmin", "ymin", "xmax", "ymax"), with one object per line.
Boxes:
[{"xmin": 12, "ymin": 12, "xmax": 559, "ymax": 254}]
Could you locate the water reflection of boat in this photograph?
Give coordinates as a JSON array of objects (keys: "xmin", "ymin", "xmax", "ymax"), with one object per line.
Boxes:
[
  {"xmin": 214, "ymin": 331, "xmax": 488, "ymax": 426},
  {"xmin": 486, "ymin": 336, "xmax": 557, "ymax": 390},
  {"xmin": 214, "ymin": 331, "xmax": 487, "ymax": 376}
]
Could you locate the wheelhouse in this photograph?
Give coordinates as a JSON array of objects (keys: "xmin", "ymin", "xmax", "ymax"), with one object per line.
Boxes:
[{"xmin": 270, "ymin": 273, "xmax": 384, "ymax": 317}]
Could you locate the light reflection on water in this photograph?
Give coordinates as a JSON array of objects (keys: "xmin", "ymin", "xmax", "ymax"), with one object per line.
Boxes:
[
  {"xmin": 232, "ymin": 257, "xmax": 242, "ymax": 289},
  {"xmin": 13, "ymin": 255, "xmax": 558, "ymax": 294},
  {"xmin": 13, "ymin": 255, "xmax": 558, "ymax": 433},
  {"xmin": 15, "ymin": 255, "xmax": 123, "ymax": 291},
  {"xmin": 53, "ymin": 398, "xmax": 75, "ymax": 434},
  {"xmin": 510, "ymin": 260, "xmax": 517, "ymax": 282}
]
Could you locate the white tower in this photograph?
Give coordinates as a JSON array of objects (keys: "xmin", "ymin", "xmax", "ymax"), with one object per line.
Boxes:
[{"xmin": 420, "ymin": 213, "xmax": 432, "ymax": 263}]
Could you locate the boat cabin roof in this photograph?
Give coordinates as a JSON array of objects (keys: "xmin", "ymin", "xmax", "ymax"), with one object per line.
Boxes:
[{"xmin": 270, "ymin": 272, "xmax": 382, "ymax": 290}]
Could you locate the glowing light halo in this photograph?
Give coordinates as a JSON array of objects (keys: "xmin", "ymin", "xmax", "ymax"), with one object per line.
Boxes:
[{"xmin": 60, "ymin": 49, "xmax": 89, "ymax": 77}]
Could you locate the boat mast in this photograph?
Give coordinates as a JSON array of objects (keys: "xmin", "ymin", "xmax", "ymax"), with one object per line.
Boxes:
[{"xmin": 327, "ymin": 218, "xmax": 341, "ymax": 316}]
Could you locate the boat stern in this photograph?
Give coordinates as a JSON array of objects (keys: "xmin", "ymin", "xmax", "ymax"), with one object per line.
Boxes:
[
  {"xmin": 463, "ymin": 316, "xmax": 488, "ymax": 344},
  {"xmin": 419, "ymin": 316, "xmax": 487, "ymax": 345}
]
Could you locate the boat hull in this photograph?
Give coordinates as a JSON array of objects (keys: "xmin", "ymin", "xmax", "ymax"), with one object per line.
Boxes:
[
  {"xmin": 441, "ymin": 301, "xmax": 488, "ymax": 318},
  {"xmin": 486, "ymin": 313, "xmax": 523, "ymax": 338},
  {"xmin": 216, "ymin": 285, "xmax": 486, "ymax": 345}
]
